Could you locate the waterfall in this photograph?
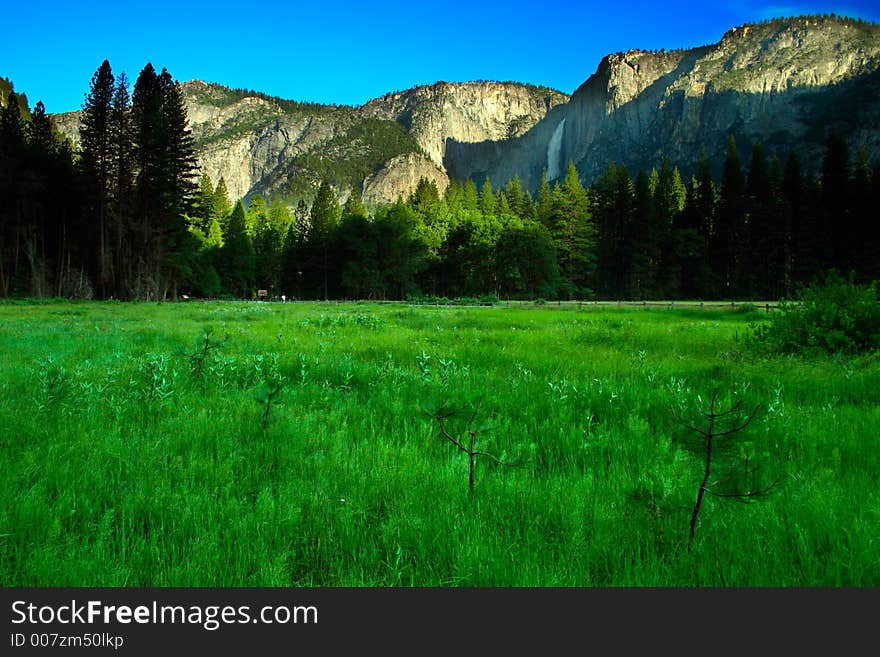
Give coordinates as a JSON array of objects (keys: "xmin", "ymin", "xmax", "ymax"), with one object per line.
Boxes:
[{"xmin": 547, "ymin": 118, "xmax": 566, "ymax": 181}]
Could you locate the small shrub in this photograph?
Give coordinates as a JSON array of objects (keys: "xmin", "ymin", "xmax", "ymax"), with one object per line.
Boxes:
[{"xmin": 750, "ymin": 273, "xmax": 880, "ymax": 355}]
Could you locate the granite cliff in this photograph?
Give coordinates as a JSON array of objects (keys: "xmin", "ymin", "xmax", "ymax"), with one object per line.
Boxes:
[
  {"xmin": 448, "ymin": 15, "xmax": 880, "ymax": 189},
  {"xmin": 48, "ymin": 15, "xmax": 880, "ymax": 203}
]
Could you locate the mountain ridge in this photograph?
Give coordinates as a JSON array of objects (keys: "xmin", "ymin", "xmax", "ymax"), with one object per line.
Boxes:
[{"xmin": 39, "ymin": 13, "xmax": 880, "ymax": 205}]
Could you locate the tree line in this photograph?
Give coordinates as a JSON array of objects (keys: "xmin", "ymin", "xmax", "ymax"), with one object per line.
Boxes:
[
  {"xmin": 1, "ymin": 61, "xmax": 878, "ymax": 302},
  {"xmin": 1, "ymin": 60, "xmax": 197, "ymax": 300}
]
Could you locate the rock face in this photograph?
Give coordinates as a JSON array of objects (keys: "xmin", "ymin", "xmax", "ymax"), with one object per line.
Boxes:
[
  {"xmin": 51, "ymin": 79, "xmax": 564, "ymax": 207},
  {"xmin": 448, "ymin": 16, "xmax": 880, "ymax": 189},
  {"xmin": 362, "ymin": 153, "xmax": 449, "ymax": 207},
  {"xmin": 361, "ymin": 81, "xmax": 567, "ymax": 167},
  {"xmin": 48, "ymin": 16, "xmax": 880, "ymax": 202}
]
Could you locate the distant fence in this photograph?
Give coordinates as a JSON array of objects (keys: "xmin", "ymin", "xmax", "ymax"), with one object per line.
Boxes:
[
  {"xmin": 573, "ymin": 300, "xmax": 781, "ymax": 312},
  {"xmin": 492, "ymin": 299, "xmax": 782, "ymax": 311}
]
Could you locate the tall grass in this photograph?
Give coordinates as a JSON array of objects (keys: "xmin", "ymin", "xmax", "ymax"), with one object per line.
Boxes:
[{"xmin": 0, "ymin": 300, "xmax": 877, "ymax": 586}]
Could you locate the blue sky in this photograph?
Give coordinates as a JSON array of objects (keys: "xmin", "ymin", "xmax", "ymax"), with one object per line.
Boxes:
[{"xmin": 3, "ymin": 1, "xmax": 879, "ymax": 113}]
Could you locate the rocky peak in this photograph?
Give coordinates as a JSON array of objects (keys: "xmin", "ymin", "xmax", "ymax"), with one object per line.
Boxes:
[
  {"xmin": 361, "ymin": 80, "xmax": 568, "ymax": 167},
  {"xmin": 446, "ymin": 14, "xmax": 880, "ymax": 191}
]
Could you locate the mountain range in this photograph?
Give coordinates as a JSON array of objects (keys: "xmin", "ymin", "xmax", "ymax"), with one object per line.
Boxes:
[{"xmin": 48, "ymin": 14, "xmax": 880, "ymax": 207}]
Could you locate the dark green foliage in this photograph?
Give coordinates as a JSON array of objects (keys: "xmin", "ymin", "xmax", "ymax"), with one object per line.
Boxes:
[
  {"xmin": 130, "ymin": 62, "xmax": 199, "ymax": 300},
  {"xmin": 751, "ymin": 272, "xmax": 880, "ymax": 354},
  {"xmin": 219, "ymin": 200, "xmax": 255, "ymax": 297},
  {"xmin": 592, "ymin": 162, "xmax": 633, "ymax": 298},
  {"xmin": 550, "ymin": 162, "xmax": 595, "ymax": 298},
  {"xmin": 342, "ymin": 185, "xmax": 369, "ymax": 220},
  {"xmin": 251, "ymin": 195, "xmax": 286, "ymax": 296},
  {"xmin": 303, "ymin": 179, "xmax": 341, "ymax": 300},
  {"xmin": 494, "ymin": 223, "xmax": 558, "ymax": 298},
  {"xmin": 712, "ymin": 136, "xmax": 747, "ymax": 298},
  {"xmin": 334, "ymin": 201, "xmax": 427, "ymax": 300},
  {"xmin": 408, "ymin": 177, "xmax": 440, "ymax": 214},
  {"xmin": 79, "ymin": 60, "xmax": 116, "ymax": 298}
]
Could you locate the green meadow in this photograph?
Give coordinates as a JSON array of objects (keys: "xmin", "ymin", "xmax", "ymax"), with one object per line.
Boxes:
[{"xmin": 0, "ymin": 300, "xmax": 877, "ymax": 586}]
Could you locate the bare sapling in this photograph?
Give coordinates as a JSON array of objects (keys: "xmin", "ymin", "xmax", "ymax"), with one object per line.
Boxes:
[
  {"xmin": 671, "ymin": 390, "xmax": 779, "ymax": 551},
  {"xmin": 423, "ymin": 398, "xmax": 512, "ymax": 495}
]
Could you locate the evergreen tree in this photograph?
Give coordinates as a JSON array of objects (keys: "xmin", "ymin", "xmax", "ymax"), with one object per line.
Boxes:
[
  {"xmin": 373, "ymin": 201, "xmax": 427, "ymax": 300},
  {"xmin": 212, "ymin": 177, "xmax": 232, "ymax": 231},
  {"xmin": 552, "ymin": 162, "xmax": 595, "ymax": 298},
  {"xmin": 787, "ymin": 154, "xmax": 824, "ymax": 288},
  {"xmin": 246, "ymin": 194, "xmax": 266, "ymax": 238},
  {"xmin": 712, "ymin": 136, "xmax": 746, "ymax": 297},
  {"xmin": 251, "ymin": 196, "xmax": 283, "ymax": 295},
  {"xmin": 746, "ymin": 141, "xmax": 777, "ymax": 298},
  {"xmin": 131, "ymin": 63, "xmax": 198, "ymax": 299},
  {"xmin": 26, "ymin": 101, "xmax": 54, "ymax": 157},
  {"xmin": 408, "ymin": 176, "xmax": 440, "ymax": 214},
  {"xmin": 869, "ymin": 163, "xmax": 880, "ymax": 282},
  {"xmin": 79, "ymin": 59, "xmax": 115, "ymax": 298},
  {"xmin": 342, "ymin": 185, "xmax": 369, "ymax": 219},
  {"xmin": 109, "ymin": 73, "xmax": 134, "ymax": 296},
  {"xmin": 268, "ymin": 196, "xmax": 293, "ymax": 237},
  {"xmin": 337, "ymin": 213, "xmax": 381, "ymax": 298},
  {"xmin": 479, "ymin": 178, "xmax": 496, "ymax": 216},
  {"xmin": 676, "ymin": 154, "xmax": 714, "ymax": 299},
  {"xmin": 157, "ymin": 67, "xmax": 198, "ymax": 299},
  {"xmin": 504, "ymin": 176, "xmax": 533, "ymax": 220},
  {"xmin": 628, "ymin": 169, "xmax": 658, "ymax": 299},
  {"xmin": 821, "ymin": 132, "xmax": 850, "ymax": 271},
  {"xmin": 592, "ymin": 162, "xmax": 634, "ymax": 298},
  {"xmin": 850, "ymin": 147, "xmax": 875, "ymax": 282},
  {"xmin": 496, "ymin": 189, "xmax": 513, "ymax": 216},
  {"xmin": 306, "ymin": 179, "xmax": 341, "ymax": 299},
  {"xmin": 461, "ymin": 178, "xmax": 479, "ymax": 212},
  {"xmin": 219, "ymin": 200, "xmax": 255, "ymax": 297},
  {"xmin": 535, "ymin": 169, "xmax": 554, "ymax": 227},
  {"xmin": 294, "ymin": 198, "xmax": 310, "ymax": 238},
  {"xmin": 494, "ymin": 223, "xmax": 558, "ymax": 298},
  {"xmin": 653, "ymin": 160, "xmax": 686, "ymax": 298},
  {"xmin": 193, "ymin": 173, "xmax": 216, "ymax": 233}
]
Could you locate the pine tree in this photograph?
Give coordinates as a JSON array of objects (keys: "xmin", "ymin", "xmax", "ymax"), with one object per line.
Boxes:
[
  {"xmin": 535, "ymin": 169, "xmax": 554, "ymax": 227},
  {"xmin": 342, "ymin": 185, "xmax": 369, "ymax": 220},
  {"xmin": 746, "ymin": 141, "xmax": 775, "ymax": 298},
  {"xmin": 109, "ymin": 73, "xmax": 133, "ymax": 296},
  {"xmin": 246, "ymin": 194, "xmax": 266, "ymax": 238},
  {"xmin": 158, "ymin": 67, "xmax": 198, "ymax": 300},
  {"xmin": 130, "ymin": 63, "xmax": 198, "ymax": 299},
  {"xmin": 79, "ymin": 59, "xmax": 115, "ymax": 298},
  {"xmin": 821, "ymin": 133, "xmax": 850, "ymax": 271},
  {"xmin": 26, "ymin": 101, "xmax": 54, "ymax": 157},
  {"xmin": 628, "ymin": 169, "xmax": 657, "ymax": 299},
  {"xmin": 653, "ymin": 160, "xmax": 685, "ymax": 298},
  {"xmin": 461, "ymin": 178, "xmax": 479, "ymax": 212},
  {"xmin": 712, "ymin": 136, "xmax": 746, "ymax": 297},
  {"xmin": 212, "ymin": 177, "xmax": 232, "ymax": 232},
  {"xmin": 409, "ymin": 177, "xmax": 440, "ymax": 214},
  {"xmin": 552, "ymin": 162, "xmax": 595, "ymax": 298},
  {"xmin": 504, "ymin": 176, "xmax": 533, "ymax": 220},
  {"xmin": 268, "ymin": 196, "xmax": 293, "ymax": 237},
  {"xmin": 219, "ymin": 200, "xmax": 255, "ymax": 297},
  {"xmin": 850, "ymin": 147, "xmax": 874, "ymax": 282},
  {"xmin": 676, "ymin": 154, "xmax": 714, "ymax": 299},
  {"xmin": 479, "ymin": 178, "xmax": 496, "ymax": 216},
  {"xmin": 193, "ymin": 173, "xmax": 216, "ymax": 233},
  {"xmin": 787, "ymin": 154, "xmax": 823, "ymax": 287},
  {"xmin": 307, "ymin": 179, "xmax": 341, "ymax": 299}
]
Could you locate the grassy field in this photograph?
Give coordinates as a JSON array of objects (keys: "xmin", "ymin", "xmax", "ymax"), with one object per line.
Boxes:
[{"xmin": 0, "ymin": 300, "xmax": 877, "ymax": 586}]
